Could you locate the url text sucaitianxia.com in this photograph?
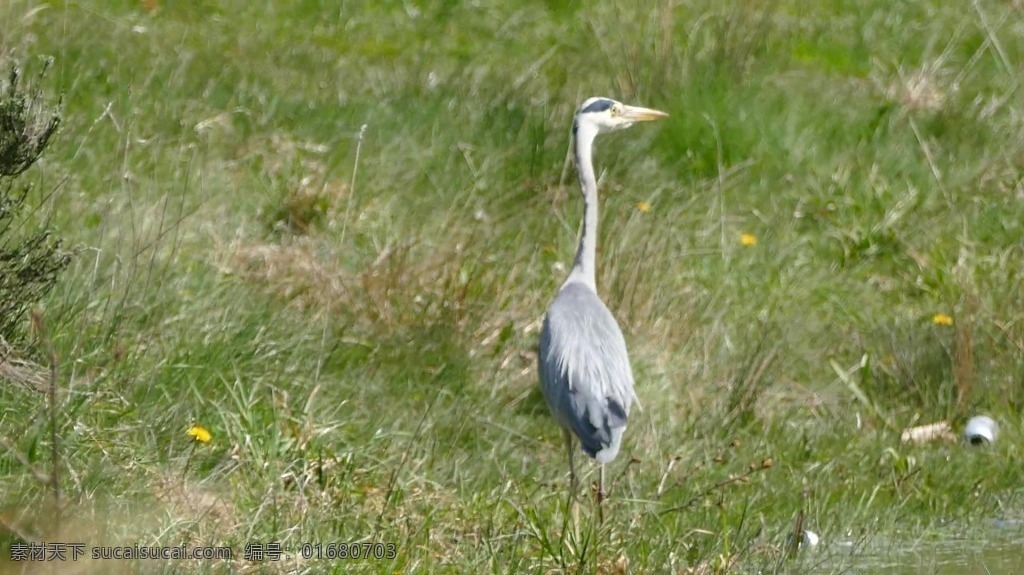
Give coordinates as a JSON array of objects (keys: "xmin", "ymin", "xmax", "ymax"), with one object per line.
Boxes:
[{"xmin": 10, "ymin": 542, "xmax": 232, "ymax": 562}]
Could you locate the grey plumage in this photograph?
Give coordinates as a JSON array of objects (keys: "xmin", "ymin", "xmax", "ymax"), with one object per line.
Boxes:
[
  {"xmin": 538, "ymin": 97, "xmax": 667, "ymax": 511},
  {"xmin": 539, "ymin": 281, "xmax": 632, "ymax": 464}
]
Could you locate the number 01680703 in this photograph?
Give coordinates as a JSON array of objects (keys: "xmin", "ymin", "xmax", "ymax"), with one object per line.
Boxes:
[{"xmin": 300, "ymin": 542, "xmax": 397, "ymax": 560}]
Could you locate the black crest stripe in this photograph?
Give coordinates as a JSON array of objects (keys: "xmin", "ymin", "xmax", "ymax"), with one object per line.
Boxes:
[{"xmin": 580, "ymin": 99, "xmax": 614, "ymax": 114}]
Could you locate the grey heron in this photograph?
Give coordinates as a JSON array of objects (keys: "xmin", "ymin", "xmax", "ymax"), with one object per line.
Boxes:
[{"xmin": 538, "ymin": 97, "xmax": 667, "ymax": 516}]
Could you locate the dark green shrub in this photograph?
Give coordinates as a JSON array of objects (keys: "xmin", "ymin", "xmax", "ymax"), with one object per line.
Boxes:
[{"xmin": 0, "ymin": 62, "xmax": 68, "ymax": 342}]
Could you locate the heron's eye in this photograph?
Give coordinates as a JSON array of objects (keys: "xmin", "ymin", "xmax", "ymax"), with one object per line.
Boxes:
[{"xmin": 610, "ymin": 105, "xmax": 621, "ymax": 117}]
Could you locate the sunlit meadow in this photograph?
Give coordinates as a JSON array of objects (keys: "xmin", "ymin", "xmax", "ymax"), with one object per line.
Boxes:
[{"xmin": 1, "ymin": 1, "xmax": 1024, "ymax": 573}]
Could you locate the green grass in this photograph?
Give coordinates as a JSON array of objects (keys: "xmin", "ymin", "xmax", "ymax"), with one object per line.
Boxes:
[{"xmin": 2, "ymin": 0, "xmax": 1024, "ymax": 573}]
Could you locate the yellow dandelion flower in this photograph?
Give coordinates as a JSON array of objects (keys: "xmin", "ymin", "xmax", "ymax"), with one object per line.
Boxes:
[
  {"xmin": 740, "ymin": 233, "xmax": 758, "ymax": 247},
  {"xmin": 932, "ymin": 313, "xmax": 953, "ymax": 326},
  {"xmin": 187, "ymin": 425, "xmax": 212, "ymax": 444},
  {"xmin": 636, "ymin": 201, "xmax": 652, "ymax": 213}
]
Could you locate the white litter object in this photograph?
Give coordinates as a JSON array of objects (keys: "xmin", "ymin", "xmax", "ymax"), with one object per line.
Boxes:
[
  {"xmin": 786, "ymin": 529, "xmax": 820, "ymax": 550},
  {"xmin": 964, "ymin": 415, "xmax": 998, "ymax": 445},
  {"xmin": 900, "ymin": 421, "xmax": 955, "ymax": 444}
]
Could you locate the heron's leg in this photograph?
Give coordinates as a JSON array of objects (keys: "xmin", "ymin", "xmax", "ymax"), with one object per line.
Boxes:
[
  {"xmin": 597, "ymin": 464, "xmax": 606, "ymax": 525},
  {"xmin": 563, "ymin": 430, "xmax": 581, "ymax": 541},
  {"xmin": 564, "ymin": 429, "xmax": 577, "ymax": 497}
]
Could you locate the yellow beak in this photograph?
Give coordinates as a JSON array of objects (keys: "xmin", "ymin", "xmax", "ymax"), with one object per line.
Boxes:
[{"xmin": 620, "ymin": 104, "xmax": 669, "ymax": 122}]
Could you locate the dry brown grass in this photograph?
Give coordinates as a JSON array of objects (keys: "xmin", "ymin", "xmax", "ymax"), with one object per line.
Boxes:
[
  {"xmin": 0, "ymin": 469, "xmax": 241, "ymax": 574},
  {"xmin": 0, "ymin": 335, "xmax": 47, "ymax": 391}
]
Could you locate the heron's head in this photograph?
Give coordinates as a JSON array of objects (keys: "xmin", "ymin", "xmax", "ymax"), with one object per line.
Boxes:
[{"xmin": 573, "ymin": 97, "xmax": 668, "ymax": 137}]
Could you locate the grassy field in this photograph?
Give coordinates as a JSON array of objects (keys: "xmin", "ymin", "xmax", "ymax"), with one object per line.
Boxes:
[{"xmin": 1, "ymin": 0, "xmax": 1024, "ymax": 573}]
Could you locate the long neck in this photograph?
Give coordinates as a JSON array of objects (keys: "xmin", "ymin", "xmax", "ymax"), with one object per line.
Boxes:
[{"xmin": 566, "ymin": 124, "xmax": 599, "ymax": 291}]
